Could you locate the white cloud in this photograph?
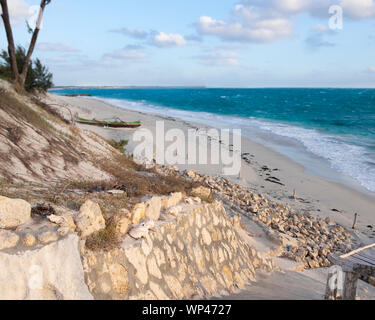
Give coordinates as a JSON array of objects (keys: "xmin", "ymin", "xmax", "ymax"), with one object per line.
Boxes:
[
  {"xmin": 197, "ymin": 15, "xmax": 292, "ymax": 43},
  {"xmin": 196, "ymin": 0, "xmax": 375, "ymax": 44},
  {"xmin": 109, "ymin": 28, "xmax": 149, "ymax": 39},
  {"xmin": 37, "ymin": 42, "xmax": 79, "ymax": 52},
  {"xmin": 152, "ymin": 32, "xmax": 187, "ymax": 47},
  {"xmin": 340, "ymin": 0, "xmax": 375, "ymax": 19},
  {"xmin": 0, "ymin": 0, "xmax": 32, "ymax": 25},
  {"xmin": 194, "ymin": 51, "xmax": 241, "ymax": 67},
  {"xmin": 306, "ymin": 24, "xmax": 337, "ymax": 47},
  {"xmin": 102, "ymin": 48, "xmax": 147, "ymax": 61},
  {"xmin": 9, "ymin": 0, "xmax": 31, "ymax": 22},
  {"xmin": 369, "ymin": 66, "xmax": 375, "ymax": 72}
]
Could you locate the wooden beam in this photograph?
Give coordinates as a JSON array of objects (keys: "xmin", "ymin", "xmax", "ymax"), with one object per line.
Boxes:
[
  {"xmin": 340, "ymin": 243, "xmax": 375, "ymax": 259},
  {"xmin": 343, "ymin": 272, "xmax": 359, "ymax": 300}
]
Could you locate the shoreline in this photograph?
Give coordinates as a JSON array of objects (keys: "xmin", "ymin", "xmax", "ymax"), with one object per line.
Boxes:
[{"xmin": 48, "ymin": 93, "xmax": 375, "ymax": 244}]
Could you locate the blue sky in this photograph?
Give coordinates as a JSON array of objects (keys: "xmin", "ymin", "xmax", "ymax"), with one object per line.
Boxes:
[{"xmin": 1, "ymin": 0, "xmax": 375, "ymax": 87}]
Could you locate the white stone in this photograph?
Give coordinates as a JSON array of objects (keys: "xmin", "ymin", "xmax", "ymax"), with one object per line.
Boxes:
[
  {"xmin": 116, "ymin": 216, "xmax": 131, "ymax": 236},
  {"xmin": 47, "ymin": 214, "xmax": 65, "ymax": 225},
  {"xmin": 22, "ymin": 233, "xmax": 36, "ymax": 247},
  {"xmin": 191, "ymin": 186, "xmax": 211, "ymax": 199},
  {"xmin": 201, "ymin": 228, "xmax": 212, "ymax": 246},
  {"xmin": 167, "ymin": 206, "xmax": 183, "ymax": 217},
  {"xmin": 184, "ymin": 198, "xmax": 194, "ymax": 205},
  {"xmin": 57, "ymin": 227, "xmax": 71, "ymax": 237},
  {"xmin": 0, "ymin": 230, "xmax": 19, "ymax": 250},
  {"xmin": 147, "ymin": 255, "xmax": 162, "ymax": 279},
  {"xmin": 0, "ymin": 234, "xmax": 93, "ymax": 300},
  {"xmin": 0, "ymin": 196, "xmax": 31, "ymax": 228},
  {"xmin": 145, "ymin": 197, "xmax": 162, "ymax": 221},
  {"xmin": 75, "ymin": 200, "xmax": 105, "ymax": 238},
  {"xmin": 38, "ymin": 231, "xmax": 58, "ymax": 244},
  {"xmin": 129, "ymin": 223, "xmax": 149, "ymax": 240},
  {"xmin": 107, "ymin": 190, "xmax": 125, "ymax": 195},
  {"xmin": 124, "ymin": 246, "xmax": 148, "ymax": 285}
]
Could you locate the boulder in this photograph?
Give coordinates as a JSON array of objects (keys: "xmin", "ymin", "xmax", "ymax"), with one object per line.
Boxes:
[
  {"xmin": 38, "ymin": 231, "xmax": 58, "ymax": 244},
  {"xmin": 0, "ymin": 230, "xmax": 19, "ymax": 250},
  {"xmin": 145, "ymin": 197, "xmax": 161, "ymax": 221},
  {"xmin": 75, "ymin": 200, "xmax": 105, "ymax": 238},
  {"xmin": 22, "ymin": 233, "xmax": 36, "ymax": 247},
  {"xmin": 161, "ymin": 192, "xmax": 183, "ymax": 209},
  {"xmin": 191, "ymin": 186, "xmax": 211, "ymax": 200},
  {"xmin": 132, "ymin": 203, "xmax": 146, "ymax": 224},
  {"xmin": 0, "ymin": 196, "xmax": 31, "ymax": 229},
  {"xmin": 115, "ymin": 216, "xmax": 131, "ymax": 236},
  {"xmin": 0, "ymin": 234, "xmax": 93, "ymax": 300}
]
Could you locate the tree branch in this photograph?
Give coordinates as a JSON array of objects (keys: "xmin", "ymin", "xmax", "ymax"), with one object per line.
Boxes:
[
  {"xmin": 19, "ymin": 0, "xmax": 51, "ymax": 85},
  {"xmin": 0, "ymin": 0, "xmax": 20, "ymax": 82}
]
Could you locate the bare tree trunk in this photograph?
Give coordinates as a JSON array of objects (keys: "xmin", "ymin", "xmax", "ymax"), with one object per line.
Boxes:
[
  {"xmin": 19, "ymin": 0, "xmax": 49, "ymax": 88},
  {"xmin": 0, "ymin": 0, "xmax": 20, "ymax": 87}
]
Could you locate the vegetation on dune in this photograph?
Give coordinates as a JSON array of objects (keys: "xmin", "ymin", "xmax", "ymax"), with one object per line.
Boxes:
[
  {"xmin": 0, "ymin": 46, "xmax": 53, "ymax": 92},
  {"xmin": 107, "ymin": 139, "xmax": 128, "ymax": 154},
  {"xmin": 0, "ymin": 0, "xmax": 53, "ymax": 92}
]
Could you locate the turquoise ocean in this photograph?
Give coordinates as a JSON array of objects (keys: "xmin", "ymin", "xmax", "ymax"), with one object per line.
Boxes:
[{"xmin": 51, "ymin": 88, "xmax": 375, "ymax": 193}]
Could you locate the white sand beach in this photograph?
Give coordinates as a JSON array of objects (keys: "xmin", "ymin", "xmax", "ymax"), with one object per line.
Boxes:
[{"xmin": 49, "ymin": 93, "xmax": 375, "ymax": 245}]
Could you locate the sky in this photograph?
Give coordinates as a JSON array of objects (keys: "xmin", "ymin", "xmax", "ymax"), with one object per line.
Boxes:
[{"xmin": 1, "ymin": 0, "xmax": 375, "ymax": 87}]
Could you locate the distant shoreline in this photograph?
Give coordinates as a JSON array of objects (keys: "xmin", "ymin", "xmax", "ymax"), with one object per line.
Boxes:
[
  {"xmin": 51, "ymin": 86, "xmax": 375, "ymax": 90},
  {"xmin": 51, "ymin": 86, "xmax": 207, "ymax": 90}
]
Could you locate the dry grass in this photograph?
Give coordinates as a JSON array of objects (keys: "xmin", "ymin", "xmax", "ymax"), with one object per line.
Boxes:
[
  {"xmin": 107, "ymin": 139, "xmax": 128, "ymax": 154},
  {"xmin": 0, "ymin": 91, "xmax": 53, "ymax": 133},
  {"xmin": 30, "ymin": 96, "xmax": 70, "ymax": 125},
  {"xmin": 85, "ymin": 205, "xmax": 122, "ymax": 251},
  {"xmin": 96, "ymin": 153, "xmax": 201, "ymax": 197}
]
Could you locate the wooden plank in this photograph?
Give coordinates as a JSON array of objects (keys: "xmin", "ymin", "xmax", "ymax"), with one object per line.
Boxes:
[
  {"xmin": 343, "ymin": 272, "xmax": 359, "ymax": 300},
  {"xmin": 328, "ymin": 254, "xmax": 355, "ymax": 272},
  {"xmin": 346, "ymin": 255, "xmax": 375, "ymax": 267},
  {"xmin": 340, "ymin": 243, "xmax": 375, "ymax": 259},
  {"xmin": 354, "ymin": 253, "xmax": 375, "ymax": 265},
  {"xmin": 355, "ymin": 251, "xmax": 375, "ymax": 261}
]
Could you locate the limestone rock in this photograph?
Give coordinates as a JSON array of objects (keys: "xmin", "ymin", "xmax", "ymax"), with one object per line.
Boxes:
[
  {"xmin": 109, "ymin": 263, "xmax": 129, "ymax": 297},
  {"xmin": 132, "ymin": 203, "xmax": 146, "ymax": 224},
  {"xmin": 0, "ymin": 234, "xmax": 93, "ymax": 300},
  {"xmin": 52, "ymin": 207, "xmax": 76, "ymax": 231},
  {"xmin": 167, "ymin": 206, "xmax": 183, "ymax": 217},
  {"xmin": 0, "ymin": 230, "xmax": 19, "ymax": 250},
  {"xmin": 191, "ymin": 186, "xmax": 211, "ymax": 200},
  {"xmin": 145, "ymin": 197, "xmax": 161, "ymax": 221},
  {"xmin": 115, "ymin": 216, "xmax": 131, "ymax": 236},
  {"xmin": 38, "ymin": 231, "xmax": 58, "ymax": 244},
  {"xmin": 57, "ymin": 227, "xmax": 71, "ymax": 237},
  {"xmin": 161, "ymin": 192, "xmax": 183, "ymax": 209},
  {"xmin": 22, "ymin": 233, "xmax": 36, "ymax": 247},
  {"xmin": 75, "ymin": 200, "xmax": 105, "ymax": 238},
  {"xmin": 107, "ymin": 190, "xmax": 125, "ymax": 195},
  {"xmin": 0, "ymin": 196, "xmax": 31, "ymax": 229},
  {"xmin": 47, "ymin": 214, "xmax": 65, "ymax": 225},
  {"xmin": 129, "ymin": 223, "xmax": 150, "ymax": 240}
]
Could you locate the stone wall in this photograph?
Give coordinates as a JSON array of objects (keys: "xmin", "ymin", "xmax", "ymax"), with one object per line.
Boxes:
[
  {"xmin": 80, "ymin": 201, "xmax": 273, "ymax": 300},
  {"xmin": 0, "ymin": 192, "xmax": 273, "ymax": 300}
]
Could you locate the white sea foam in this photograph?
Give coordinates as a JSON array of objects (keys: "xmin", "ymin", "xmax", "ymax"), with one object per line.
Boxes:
[{"xmin": 96, "ymin": 97, "xmax": 375, "ymax": 193}]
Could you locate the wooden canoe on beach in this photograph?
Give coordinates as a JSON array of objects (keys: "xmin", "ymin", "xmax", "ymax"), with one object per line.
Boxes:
[{"xmin": 76, "ymin": 117, "xmax": 141, "ymax": 128}]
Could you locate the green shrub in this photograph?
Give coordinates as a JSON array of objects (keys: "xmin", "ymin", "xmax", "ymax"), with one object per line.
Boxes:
[
  {"xmin": 0, "ymin": 46, "xmax": 53, "ymax": 92},
  {"xmin": 108, "ymin": 139, "xmax": 129, "ymax": 154}
]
